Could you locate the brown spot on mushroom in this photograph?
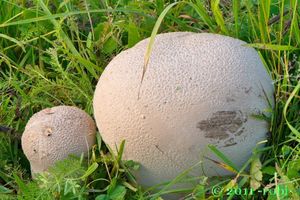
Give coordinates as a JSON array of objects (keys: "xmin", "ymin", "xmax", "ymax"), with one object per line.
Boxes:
[
  {"xmin": 197, "ymin": 111, "xmax": 247, "ymax": 140},
  {"xmin": 44, "ymin": 127, "xmax": 53, "ymax": 137},
  {"xmin": 243, "ymin": 87, "xmax": 252, "ymax": 94},
  {"xmin": 205, "ymin": 129, "xmax": 229, "ymax": 140}
]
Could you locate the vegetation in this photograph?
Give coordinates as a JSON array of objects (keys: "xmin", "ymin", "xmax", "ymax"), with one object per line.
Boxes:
[{"xmin": 0, "ymin": 0, "xmax": 299, "ymax": 199}]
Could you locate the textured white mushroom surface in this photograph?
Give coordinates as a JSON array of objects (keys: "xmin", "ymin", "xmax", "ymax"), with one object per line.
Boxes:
[
  {"xmin": 93, "ymin": 32, "xmax": 274, "ymax": 187},
  {"xmin": 21, "ymin": 106, "xmax": 96, "ymax": 175}
]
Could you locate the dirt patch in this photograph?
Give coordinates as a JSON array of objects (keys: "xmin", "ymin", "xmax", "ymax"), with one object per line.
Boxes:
[
  {"xmin": 226, "ymin": 97, "xmax": 235, "ymax": 102},
  {"xmin": 196, "ymin": 110, "xmax": 247, "ymax": 141}
]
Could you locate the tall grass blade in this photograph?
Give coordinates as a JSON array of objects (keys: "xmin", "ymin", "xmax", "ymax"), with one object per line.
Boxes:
[
  {"xmin": 232, "ymin": 0, "xmax": 239, "ymax": 37},
  {"xmin": 210, "ymin": 0, "xmax": 228, "ymax": 34},
  {"xmin": 38, "ymin": 0, "xmax": 79, "ymax": 55},
  {"xmin": 283, "ymin": 83, "xmax": 300, "ymax": 138},
  {"xmin": 247, "ymin": 43, "xmax": 299, "ymax": 51},
  {"xmin": 258, "ymin": 0, "xmax": 271, "ymax": 42},
  {"xmin": 289, "ymin": 0, "xmax": 300, "ymax": 44},
  {"xmin": 244, "ymin": 0, "xmax": 259, "ymax": 40},
  {"xmin": 275, "ymin": 163, "xmax": 300, "ymax": 199},
  {"xmin": 38, "ymin": 0, "xmax": 100, "ymax": 78},
  {"xmin": 207, "ymin": 144, "xmax": 239, "ymax": 172},
  {"xmin": 141, "ymin": 2, "xmax": 180, "ymax": 85},
  {"xmin": 0, "ymin": 9, "xmax": 148, "ymax": 28},
  {"xmin": 190, "ymin": 0, "xmax": 214, "ymax": 30},
  {"xmin": 0, "ymin": 33, "xmax": 25, "ymax": 52},
  {"xmin": 80, "ymin": 162, "xmax": 99, "ymax": 180}
]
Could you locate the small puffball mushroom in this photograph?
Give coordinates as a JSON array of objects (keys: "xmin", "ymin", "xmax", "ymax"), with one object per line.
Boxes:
[
  {"xmin": 21, "ymin": 106, "xmax": 96, "ymax": 175},
  {"xmin": 93, "ymin": 32, "xmax": 274, "ymax": 188}
]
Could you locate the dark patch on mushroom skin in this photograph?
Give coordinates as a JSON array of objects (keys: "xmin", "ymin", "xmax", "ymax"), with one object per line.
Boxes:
[
  {"xmin": 235, "ymin": 127, "xmax": 245, "ymax": 136},
  {"xmin": 244, "ymin": 87, "xmax": 252, "ymax": 94},
  {"xmin": 44, "ymin": 127, "xmax": 53, "ymax": 137},
  {"xmin": 226, "ymin": 97, "xmax": 235, "ymax": 102},
  {"xmin": 203, "ymin": 129, "xmax": 229, "ymax": 140},
  {"xmin": 196, "ymin": 110, "xmax": 247, "ymax": 140},
  {"xmin": 223, "ymin": 142, "xmax": 237, "ymax": 147},
  {"xmin": 223, "ymin": 138, "xmax": 237, "ymax": 147}
]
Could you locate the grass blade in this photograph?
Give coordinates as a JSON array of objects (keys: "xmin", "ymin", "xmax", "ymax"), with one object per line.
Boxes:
[
  {"xmin": 190, "ymin": 0, "xmax": 214, "ymax": 30},
  {"xmin": 0, "ymin": 9, "xmax": 149, "ymax": 28},
  {"xmin": 0, "ymin": 33, "xmax": 25, "ymax": 52},
  {"xmin": 210, "ymin": 0, "xmax": 228, "ymax": 34},
  {"xmin": 141, "ymin": 2, "xmax": 180, "ymax": 85},
  {"xmin": 207, "ymin": 144, "xmax": 239, "ymax": 172},
  {"xmin": 283, "ymin": 83, "xmax": 300, "ymax": 138},
  {"xmin": 258, "ymin": 0, "xmax": 271, "ymax": 42},
  {"xmin": 38, "ymin": 0, "xmax": 101, "ymax": 79},
  {"xmin": 247, "ymin": 43, "xmax": 299, "ymax": 51},
  {"xmin": 38, "ymin": 0, "xmax": 79, "ymax": 56},
  {"xmin": 232, "ymin": 0, "xmax": 239, "ymax": 36},
  {"xmin": 80, "ymin": 162, "xmax": 99, "ymax": 180},
  {"xmin": 289, "ymin": 0, "xmax": 300, "ymax": 45}
]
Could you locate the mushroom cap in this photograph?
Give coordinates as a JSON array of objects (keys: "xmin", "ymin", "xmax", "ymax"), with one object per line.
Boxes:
[
  {"xmin": 21, "ymin": 106, "xmax": 96, "ymax": 175},
  {"xmin": 93, "ymin": 32, "xmax": 274, "ymax": 187}
]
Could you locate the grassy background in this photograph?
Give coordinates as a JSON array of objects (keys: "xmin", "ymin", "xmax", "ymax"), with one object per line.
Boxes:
[{"xmin": 0, "ymin": 0, "xmax": 299, "ymax": 199}]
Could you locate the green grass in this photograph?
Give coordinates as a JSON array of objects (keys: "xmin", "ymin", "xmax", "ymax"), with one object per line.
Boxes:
[{"xmin": 0, "ymin": 0, "xmax": 299, "ymax": 199}]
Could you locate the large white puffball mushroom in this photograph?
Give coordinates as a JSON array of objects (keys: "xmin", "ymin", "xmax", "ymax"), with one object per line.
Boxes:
[
  {"xmin": 93, "ymin": 32, "xmax": 274, "ymax": 187},
  {"xmin": 21, "ymin": 106, "xmax": 96, "ymax": 175}
]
